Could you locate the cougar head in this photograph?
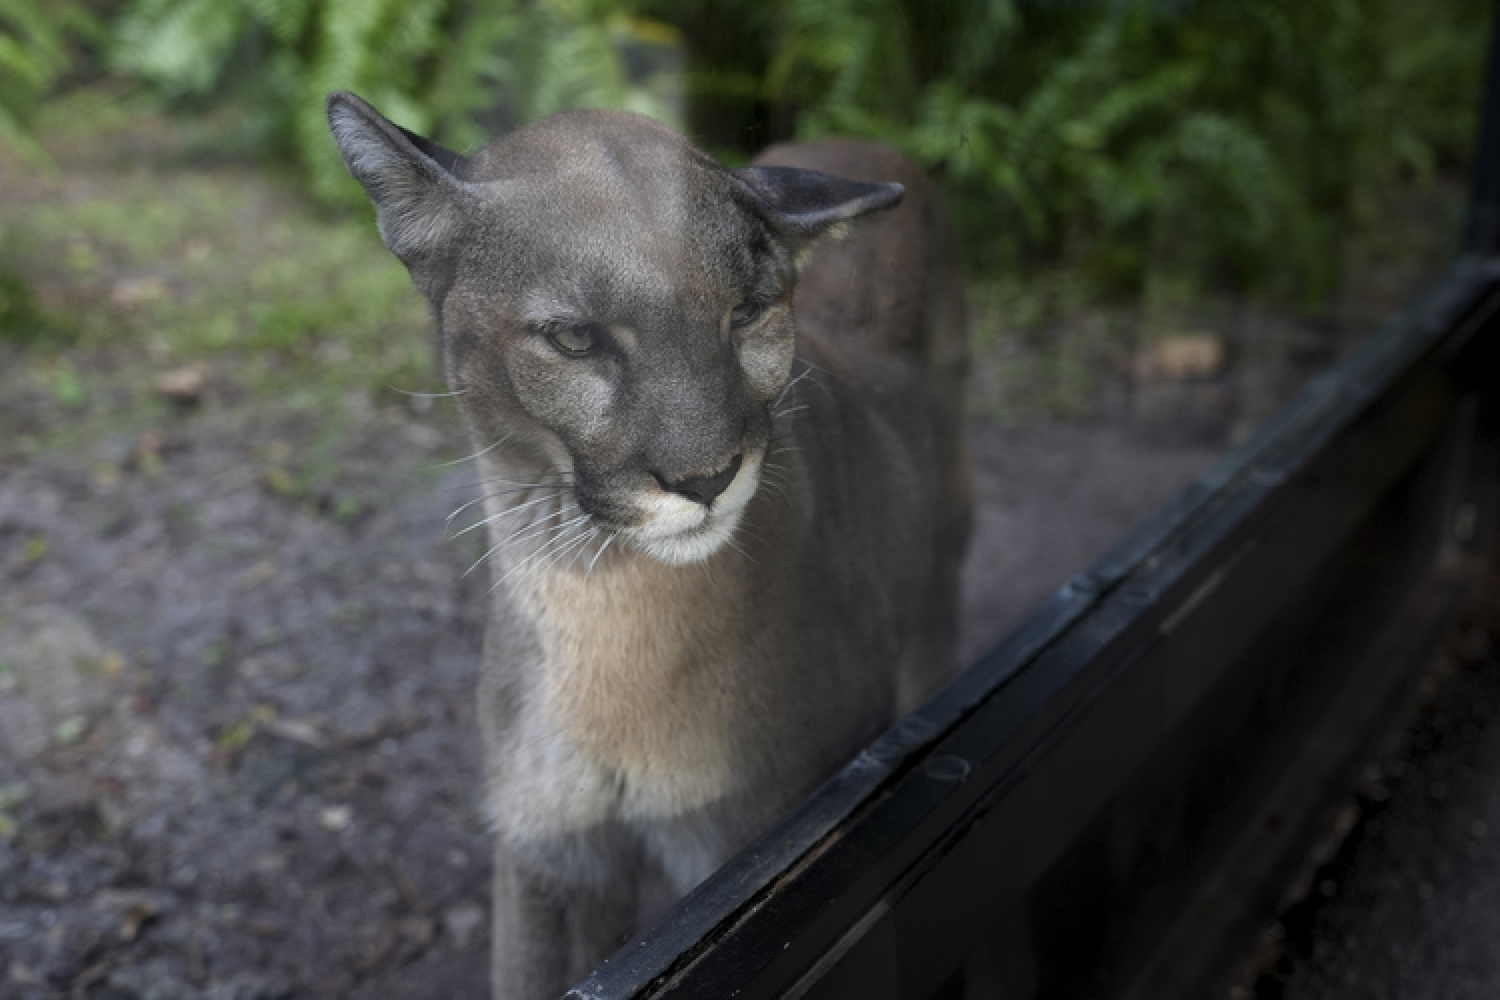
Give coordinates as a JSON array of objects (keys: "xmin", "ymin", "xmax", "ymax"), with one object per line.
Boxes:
[{"xmin": 327, "ymin": 92, "xmax": 901, "ymax": 566}]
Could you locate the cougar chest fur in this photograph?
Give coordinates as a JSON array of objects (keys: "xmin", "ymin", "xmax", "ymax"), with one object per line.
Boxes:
[
  {"xmin": 329, "ymin": 92, "xmax": 970, "ymax": 999},
  {"xmin": 523, "ymin": 549, "xmax": 752, "ymax": 812}
]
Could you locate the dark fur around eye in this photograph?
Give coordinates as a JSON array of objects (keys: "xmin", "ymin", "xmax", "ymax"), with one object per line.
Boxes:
[{"xmin": 730, "ymin": 300, "xmax": 765, "ymax": 328}]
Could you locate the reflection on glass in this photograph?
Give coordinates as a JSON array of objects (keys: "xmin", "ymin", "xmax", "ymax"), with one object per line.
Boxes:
[{"xmin": 0, "ymin": 2, "xmax": 1488, "ymax": 997}]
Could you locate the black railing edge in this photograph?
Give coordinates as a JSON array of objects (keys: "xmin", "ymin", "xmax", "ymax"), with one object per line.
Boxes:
[{"xmin": 566, "ymin": 254, "xmax": 1500, "ymax": 1000}]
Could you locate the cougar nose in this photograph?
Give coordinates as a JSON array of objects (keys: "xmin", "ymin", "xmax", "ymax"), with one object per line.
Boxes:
[{"xmin": 654, "ymin": 454, "xmax": 743, "ymax": 507}]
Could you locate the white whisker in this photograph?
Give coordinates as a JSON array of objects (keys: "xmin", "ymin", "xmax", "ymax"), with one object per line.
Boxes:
[
  {"xmin": 772, "ymin": 367, "xmax": 815, "ymax": 410},
  {"xmin": 448, "ymin": 492, "xmax": 565, "ymax": 539},
  {"xmin": 489, "ymin": 527, "xmax": 573, "ymax": 591},
  {"xmin": 567, "ymin": 528, "xmax": 599, "ymax": 573},
  {"xmin": 734, "ymin": 520, "xmax": 768, "ymax": 544},
  {"xmin": 586, "ymin": 533, "xmax": 616, "ymax": 577},
  {"xmin": 429, "ymin": 433, "xmax": 513, "ymax": 469},
  {"xmin": 465, "ymin": 505, "xmax": 579, "ymax": 578},
  {"xmin": 535, "ymin": 524, "xmax": 595, "ymax": 579},
  {"xmin": 794, "ymin": 358, "xmax": 840, "ymax": 388},
  {"xmin": 502, "ymin": 506, "xmax": 581, "ymax": 548},
  {"xmin": 444, "ymin": 486, "xmax": 568, "ymax": 528},
  {"xmin": 494, "ymin": 516, "xmax": 591, "ymax": 590},
  {"xmin": 441, "ymin": 476, "xmax": 573, "ymax": 494},
  {"xmin": 724, "ymin": 535, "xmax": 758, "ymax": 566}
]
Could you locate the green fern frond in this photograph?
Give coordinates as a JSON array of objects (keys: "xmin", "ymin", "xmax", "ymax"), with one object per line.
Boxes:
[{"xmin": 0, "ymin": 0, "xmax": 94, "ymax": 166}]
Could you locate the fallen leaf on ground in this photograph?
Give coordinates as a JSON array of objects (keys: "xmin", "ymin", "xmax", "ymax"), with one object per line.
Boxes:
[
  {"xmin": 1134, "ymin": 334, "xmax": 1225, "ymax": 380},
  {"xmin": 154, "ymin": 363, "xmax": 211, "ymax": 403},
  {"xmin": 110, "ymin": 277, "xmax": 168, "ymax": 307},
  {"xmin": 263, "ymin": 716, "xmax": 327, "ymax": 748}
]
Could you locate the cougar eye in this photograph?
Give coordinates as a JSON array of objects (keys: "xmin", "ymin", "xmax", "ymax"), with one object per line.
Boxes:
[
  {"xmin": 730, "ymin": 300, "xmax": 764, "ymax": 329},
  {"xmin": 548, "ymin": 324, "xmax": 601, "ymax": 357}
]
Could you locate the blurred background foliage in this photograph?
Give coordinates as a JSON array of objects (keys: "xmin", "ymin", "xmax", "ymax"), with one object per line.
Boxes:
[
  {"xmin": 108, "ymin": 0, "xmax": 692, "ymax": 202},
  {"xmin": 88, "ymin": 0, "xmax": 1492, "ymax": 306},
  {"xmin": 0, "ymin": 0, "xmax": 1492, "ymax": 367},
  {"xmin": 0, "ymin": 0, "xmax": 95, "ymax": 166},
  {"xmin": 0, "ymin": 0, "xmax": 96, "ymax": 338}
]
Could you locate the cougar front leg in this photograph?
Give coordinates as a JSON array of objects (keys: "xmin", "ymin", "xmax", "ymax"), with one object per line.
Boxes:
[
  {"xmin": 491, "ymin": 855, "xmax": 568, "ymax": 1000},
  {"xmin": 491, "ymin": 846, "xmax": 642, "ymax": 999}
]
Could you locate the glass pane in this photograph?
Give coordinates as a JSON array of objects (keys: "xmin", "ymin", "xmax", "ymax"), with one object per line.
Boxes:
[{"xmin": 0, "ymin": 2, "xmax": 1488, "ymax": 996}]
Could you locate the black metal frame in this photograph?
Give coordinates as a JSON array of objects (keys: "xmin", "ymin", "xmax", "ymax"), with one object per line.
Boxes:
[{"xmin": 568, "ymin": 7, "xmax": 1500, "ymax": 997}]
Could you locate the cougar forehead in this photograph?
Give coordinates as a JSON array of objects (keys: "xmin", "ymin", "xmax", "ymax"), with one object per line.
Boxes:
[{"xmin": 462, "ymin": 112, "xmax": 782, "ymax": 312}]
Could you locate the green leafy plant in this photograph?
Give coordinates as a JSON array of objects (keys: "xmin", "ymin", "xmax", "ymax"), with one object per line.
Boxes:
[
  {"xmin": 0, "ymin": 0, "xmax": 94, "ymax": 165},
  {"xmin": 767, "ymin": 0, "xmax": 1490, "ymax": 303},
  {"xmin": 111, "ymin": 0, "xmax": 685, "ymax": 202},
  {"xmin": 103, "ymin": 0, "xmax": 1491, "ymax": 304},
  {"xmin": 0, "ymin": 1, "xmax": 96, "ymax": 342}
]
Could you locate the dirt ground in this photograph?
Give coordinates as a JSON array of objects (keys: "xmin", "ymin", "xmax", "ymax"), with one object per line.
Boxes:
[
  {"xmin": 0, "ymin": 100, "xmax": 1457, "ymax": 1000},
  {"xmin": 0, "ymin": 398, "xmax": 500, "ymax": 999},
  {"xmin": 0, "ymin": 379, "xmax": 1222, "ymax": 999},
  {"xmin": 1228, "ymin": 560, "xmax": 1500, "ymax": 1000}
]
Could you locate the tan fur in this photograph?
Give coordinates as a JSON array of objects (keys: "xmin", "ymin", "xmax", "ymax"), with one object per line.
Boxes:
[{"xmin": 528, "ymin": 553, "xmax": 747, "ymax": 812}]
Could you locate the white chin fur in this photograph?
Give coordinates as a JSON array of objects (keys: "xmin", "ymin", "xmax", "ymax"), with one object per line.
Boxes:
[{"xmin": 624, "ymin": 451, "xmax": 761, "ymax": 566}]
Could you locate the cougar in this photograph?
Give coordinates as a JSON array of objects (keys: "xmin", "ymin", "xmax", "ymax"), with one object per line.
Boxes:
[{"xmin": 327, "ymin": 91, "xmax": 970, "ymax": 998}]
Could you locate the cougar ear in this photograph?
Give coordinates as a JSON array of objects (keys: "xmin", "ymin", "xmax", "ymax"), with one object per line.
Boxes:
[
  {"xmin": 734, "ymin": 165, "xmax": 903, "ymax": 252},
  {"xmin": 326, "ymin": 91, "xmax": 470, "ymax": 275}
]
